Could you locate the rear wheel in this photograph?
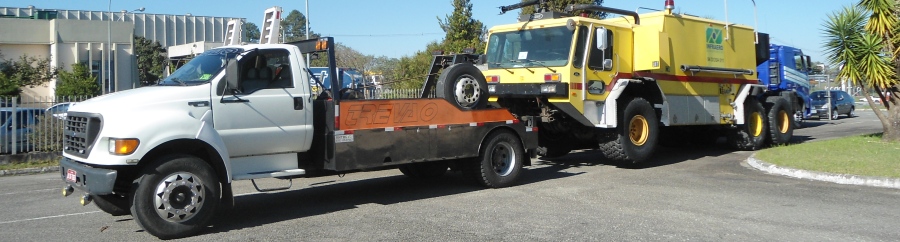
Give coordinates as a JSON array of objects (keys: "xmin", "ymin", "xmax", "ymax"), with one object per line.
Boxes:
[
  {"xmin": 131, "ymin": 155, "xmax": 220, "ymax": 239},
  {"xmin": 465, "ymin": 130, "xmax": 524, "ymax": 188},
  {"xmin": 435, "ymin": 63, "xmax": 488, "ymax": 110},
  {"xmin": 599, "ymin": 97, "xmax": 659, "ymax": 163},
  {"xmin": 728, "ymin": 98, "xmax": 767, "ymax": 151},
  {"xmin": 848, "ymin": 107, "xmax": 855, "ymax": 118},
  {"xmin": 764, "ymin": 97, "xmax": 793, "ymax": 145}
]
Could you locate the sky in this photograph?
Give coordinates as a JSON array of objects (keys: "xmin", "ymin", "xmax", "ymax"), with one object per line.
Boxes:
[{"xmin": 1, "ymin": 0, "xmax": 858, "ymax": 65}]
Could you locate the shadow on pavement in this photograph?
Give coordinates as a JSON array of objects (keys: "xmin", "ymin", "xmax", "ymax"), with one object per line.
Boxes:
[{"xmin": 201, "ymin": 164, "xmax": 581, "ymax": 235}]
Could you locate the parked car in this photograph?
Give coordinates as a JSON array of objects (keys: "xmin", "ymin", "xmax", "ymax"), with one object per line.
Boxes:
[
  {"xmin": 0, "ymin": 108, "xmax": 45, "ymax": 153},
  {"xmin": 810, "ymin": 90, "xmax": 855, "ymax": 120},
  {"xmin": 46, "ymin": 102, "xmax": 73, "ymax": 119}
]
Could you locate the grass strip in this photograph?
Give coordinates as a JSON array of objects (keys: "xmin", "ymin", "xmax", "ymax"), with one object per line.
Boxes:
[{"xmin": 755, "ymin": 133, "xmax": 900, "ymax": 178}]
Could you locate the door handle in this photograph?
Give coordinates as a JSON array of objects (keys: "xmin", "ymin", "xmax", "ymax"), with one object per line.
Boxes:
[
  {"xmin": 221, "ymin": 98, "xmax": 249, "ymax": 103},
  {"xmin": 294, "ymin": 97, "xmax": 303, "ymax": 110}
]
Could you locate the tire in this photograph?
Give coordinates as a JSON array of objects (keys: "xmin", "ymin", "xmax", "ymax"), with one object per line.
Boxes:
[
  {"xmin": 599, "ymin": 97, "xmax": 659, "ymax": 163},
  {"xmin": 830, "ymin": 109, "xmax": 839, "ymax": 120},
  {"xmin": 131, "ymin": 155, "xmax": 221, "ymax": 239},
  {"xmin": 848, "ymin": 107, "xmax": 855, "ymax": 118},
  {"xmin": 435, "ymin": 63, "xmax": 488, "ymax": 110},
  {"xmin": 793, "ymin": 111, "xmax": 804, "ymax": 129},
  {"xmin": 94, "ymin": 194, "xmax": 130, "ymax": 216},
  {"xmin": 398, "ymin": 162, "xmax": 449, "ymax": 179},
  {"xmin": 465, "ymin": 130, "xmax": 525, "ymax": 188},
  {"xmin": 764, "ymin": 97, "xmax": 793, "ymax": 145},
  {"xmin": 727, "ymin": 98, "xmax": 767, "ymax": 151}
]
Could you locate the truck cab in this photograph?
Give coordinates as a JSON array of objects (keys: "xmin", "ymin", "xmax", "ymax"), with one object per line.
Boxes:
[{"xmin": 756, "ymin": 44, "xmax": 812, "ymax": 123}]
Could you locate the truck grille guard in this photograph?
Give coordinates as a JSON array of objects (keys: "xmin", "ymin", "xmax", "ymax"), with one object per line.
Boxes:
[{"xmin": 63, "ymin": 113, "xmax": 103, "ymax": 158}]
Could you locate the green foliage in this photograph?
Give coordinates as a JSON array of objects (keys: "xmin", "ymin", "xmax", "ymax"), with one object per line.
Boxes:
[
  {"xmin": 27, "ymin": 115, "xmax": 64, "ymax": 152},
  {"xmin": 281, "ymin": 10, "xmax": 320, "ymax": 42},
  {"xmin": 0, "ymin": 51, "xmax": 57, "ymax": 96},
  {"xmin": 393, "ymin": 41, "xmax": 445, "ymax": 89},
  {"xmin": 243, "ymin": 22, "xmax": 261, "ymax": 43},
  {"xmin": 56, "ymin": 63, "xmax": 100, "ymax": 96},
  {"xmin": 520, "ymin": 0, "xmax": 607, "ymax": 19},
  {"xmin": 438, "ymin": 0, "xmax": 486, "ymax": 53},
  {"xmin": 134, "ymin": 35, "xmax": 166, "ymax": 86},
  {"xmin": 755, "ymin": 133, "xmax": 900, "ymax": 177}
]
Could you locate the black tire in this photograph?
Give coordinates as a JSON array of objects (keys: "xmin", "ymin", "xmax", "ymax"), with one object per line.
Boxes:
[
  {"xmin": 435, "ymin": 63, "xmax": 488, "ymax": 110},
  {"xmin": 131, "ymin": 155, "xmax": 221, "ymax": 239},
  {"xmin": 465, "ymin": 130, "xmax": 525, "ymax": 188},
  {"xmin": 848, "ymin": 107, "xmax": 855, "ymax": 118},
  {"xmin": 398, "ymin": 162, "xmax": 449, "ymax": 179},
  {"xmin": 830, "ymin": 109, "xmax": 840, "ymax": 120},
  {"xmin": 727, "ymin": 98, "xmax": 767, "ymax": 151},
  {"xmin": 764, "ymin": 97, "xmax": 793, "ymax": 145},
  {"xmin": 94, "ymin": 194, "xmax": 130, "ymax": 216},
  {"xmin": 599, "ymin": 97, "xmax": 659, "ymax": 163}
]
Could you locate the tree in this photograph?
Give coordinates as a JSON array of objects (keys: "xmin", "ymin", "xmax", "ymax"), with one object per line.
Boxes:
[
  {"xmin": 822, "ymin": 4, "xmax": 900, "ymax": 142},
  {"xmin": 243, "ymin": 22, "xmax": 261, "ymax": 43},
  {"xmin": 134, "ymin": 36, "xmax": 166, "ymax": 86},
  {"xmin": 392, "ymin": 41, "xmax": 445, "ymax": 90},
  {"xmin": 520, "ymin": 0, "xmax": 608, "ymax": 19},
  {"xmin": 0, "ymin": 51, "xmax": 57, "ymax": 96},
  {"xmin": 281, "ymin": 10, "xmax": 319, "ymax": 42},
  {"xmin": 438, "ymin": 0, "xmax": 486, "ymax": 53},
  {"xmin": 56, "ymin": 63, "xmax": 100, "ymax": 96}
]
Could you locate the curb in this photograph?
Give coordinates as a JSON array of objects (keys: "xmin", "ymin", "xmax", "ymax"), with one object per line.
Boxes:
[
  {"xmin": 747, "ymin": 154, "xmax": 900, "ymax": 189},
  {"xmin": 0, "ymin": 166, "xmax": 59, "ymax": 177}
]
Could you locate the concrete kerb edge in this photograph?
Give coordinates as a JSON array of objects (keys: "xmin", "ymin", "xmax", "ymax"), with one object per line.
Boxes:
[
  {"xmin": 0, "ymin": 166, "xmax": 59, "ymax": 177},
  {"xmin": 747, "ymin": 154, "xmax": 900, "ymax": 189}
]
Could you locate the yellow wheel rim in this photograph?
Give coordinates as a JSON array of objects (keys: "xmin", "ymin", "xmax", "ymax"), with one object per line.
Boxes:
[
  {"xmin": 629, "ymin": 115, "xmax": 649, "ymax": 146},
  {"xmin": 749, "ymin": 111, "xmax": 763, "ymax": 137},
  {"xmin": 777, "ymin": 110, "xmax": 790, "ymax": 134}
]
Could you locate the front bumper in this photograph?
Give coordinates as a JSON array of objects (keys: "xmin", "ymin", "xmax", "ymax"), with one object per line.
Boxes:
[
  {"xmin": 59, "ymin": 157, "xmax": 117, "ymax": 195},
  {"xmin": 488, "ymin": 83, "xmax": 569, "ymax": 97}
]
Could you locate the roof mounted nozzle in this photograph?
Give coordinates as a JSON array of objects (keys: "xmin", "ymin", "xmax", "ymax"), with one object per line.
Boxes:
[{"xmin": 664, "ymin": 0, "xmax": 674, "ymax": 14}]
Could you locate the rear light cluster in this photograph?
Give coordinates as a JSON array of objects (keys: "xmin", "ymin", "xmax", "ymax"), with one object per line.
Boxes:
[
  {"xmin": 486, "ymin": 75, "xmax": 500, "ymax": 83},
  {"xmin": 544, "ymin": 73, "xmax": 561, "ymax": 82}
]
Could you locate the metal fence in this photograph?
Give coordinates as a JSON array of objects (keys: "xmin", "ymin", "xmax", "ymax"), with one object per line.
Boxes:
[
  {"xmin": 363, "ymin": 88, "xmax": 433, "ymax": 100},
  {"xmin": 0, "ymin": 96, "xmax": 92, "ymax": 155}
]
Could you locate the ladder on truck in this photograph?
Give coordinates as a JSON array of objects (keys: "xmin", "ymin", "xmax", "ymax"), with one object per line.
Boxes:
[
  {"xmin": 224, "ymin": 19, "xmax": 243, "ymax": 46},
  {"xmin": 259, "ymin": 6, "xmax": 283, "ymax": 44}
]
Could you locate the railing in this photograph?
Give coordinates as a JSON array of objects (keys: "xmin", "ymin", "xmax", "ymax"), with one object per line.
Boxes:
[
  {"xmin": 362, "ymin": 88, "xmax": 433, "ymax": 100},
  {"xmin": 0, "ymin": 96, "xmax": 92, "ymax": 155}
]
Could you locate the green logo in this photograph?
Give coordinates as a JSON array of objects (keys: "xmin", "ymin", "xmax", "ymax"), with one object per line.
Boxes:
[{"xmin": 706, "ymin": 27, "xmax": 723, "ymax": 45}]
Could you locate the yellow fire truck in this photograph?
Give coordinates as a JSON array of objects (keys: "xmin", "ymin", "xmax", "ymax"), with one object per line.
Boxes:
[{"xmin": 431, "ymin": 0, "xmax": 792, "ymax": 163}]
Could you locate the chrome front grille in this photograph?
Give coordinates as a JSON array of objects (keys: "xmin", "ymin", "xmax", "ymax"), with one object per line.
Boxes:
[{"xmin": 64, "ymin": 113, "xmax": 102, "ymax": 158}]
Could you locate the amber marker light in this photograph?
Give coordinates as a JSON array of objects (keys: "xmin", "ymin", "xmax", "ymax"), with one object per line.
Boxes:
[{"xmin": 109, "ymin": 138, "xmax": 140, "ymax": 155}]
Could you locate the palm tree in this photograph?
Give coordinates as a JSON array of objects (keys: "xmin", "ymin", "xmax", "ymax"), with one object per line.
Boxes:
[{"xmin": 822, "ymin": 4, "xmax": 900, "ymax": 142}]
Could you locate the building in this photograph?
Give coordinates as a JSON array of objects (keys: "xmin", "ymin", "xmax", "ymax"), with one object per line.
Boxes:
[{"xmin": 0, "ymin": 6, "xmax": 243, "ymax": 98}]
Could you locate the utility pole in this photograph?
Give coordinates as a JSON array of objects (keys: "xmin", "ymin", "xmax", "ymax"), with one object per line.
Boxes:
[{"xmin": 306, "ymin": 0, "xmax": 310, "ymax": 68}]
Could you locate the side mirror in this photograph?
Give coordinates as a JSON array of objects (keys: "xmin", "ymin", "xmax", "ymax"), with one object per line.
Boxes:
[
  {"xmin": 603, "ymin": 59, "xmax": 613, "ymax": 70},
  {"xmin": 596, "ymin": 27, "xmax": 608, "ymax": 50},
  {"xmin": 225, "ymin": 59, "xmax": 240, "ymax": 91}
]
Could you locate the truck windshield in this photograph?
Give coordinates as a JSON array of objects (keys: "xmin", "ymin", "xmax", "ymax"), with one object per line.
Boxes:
[
  {"xmin": 159, "ymin": 48, "xmax": 242, "ymax": 86},
  {"xmin": 486, "ymin": 26, "xmax": 574, "ymax": 69}
]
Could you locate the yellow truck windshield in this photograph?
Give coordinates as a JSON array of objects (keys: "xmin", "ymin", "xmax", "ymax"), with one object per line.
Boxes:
[{"xmin": 486, "ymin": 26, "xmax": 574, "ymax": 69}]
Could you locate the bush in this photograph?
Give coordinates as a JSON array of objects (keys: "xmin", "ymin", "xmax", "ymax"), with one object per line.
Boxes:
[{"xmin": 28, "ymin": 115, "xmax": 65, "ymax": 152}]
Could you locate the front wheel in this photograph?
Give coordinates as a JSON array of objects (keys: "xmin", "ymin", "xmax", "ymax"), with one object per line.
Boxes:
[
  {"xmin": 599, "ymin": 97, "xmax": 659, "ymax": 163},
  {"xmin": 131, "ymin": 155, "xmax": 221, "ymax": 240},
  {"xmin": 764, "ymin": 97, "xmax": 793, "ymax": 145},
  {"xmin": 830, "ymin": 109, "xmax": 840, "ymax": 120},
  {"xmin": 465, "ymin": 130, "xmax": 525, "ymax": 188}
]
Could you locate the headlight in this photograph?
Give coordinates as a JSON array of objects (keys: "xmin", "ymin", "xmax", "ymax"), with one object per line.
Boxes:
[
  {"xmin": 109, "ymin": 138, "xmax": 140, "ymax": 155},
  {"xmin": 540, "ymin": 84, "xmax": 557, "ymax": 93}
]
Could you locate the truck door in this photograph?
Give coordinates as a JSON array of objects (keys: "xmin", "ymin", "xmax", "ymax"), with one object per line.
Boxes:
[
  {"xmin": 582, "ymin": 26, "xmax": 616, "ymax": 102},
  {"xmin": 212, "ymin": 48, "xmax": 313, "ymax": 157}
]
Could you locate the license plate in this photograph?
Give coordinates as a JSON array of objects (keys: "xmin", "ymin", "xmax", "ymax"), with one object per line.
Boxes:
[
  {"xmin": 335, "ymin": 134, "xmax": 354, "ymax": 143},
  {"xmin": 66, "ymin": 169, "xmax": 77, "ymax": 183}
]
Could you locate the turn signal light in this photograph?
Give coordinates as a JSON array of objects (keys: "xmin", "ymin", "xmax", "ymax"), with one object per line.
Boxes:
[
  {"xmin": 109, "ymin": 138, "xmax": 140, "ymax": 155},
  {"xmin": 486, "ymin": 75, "xmax": 500, "ymax": 83},
  {"xmin": 544, "ymin": 73, "xmax": 561, "ymax": 82}
]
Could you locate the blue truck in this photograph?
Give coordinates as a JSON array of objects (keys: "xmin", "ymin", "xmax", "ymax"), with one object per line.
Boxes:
[
  {"xmin": 756, "ymin": 43, "xmax": 812, "ymax": 128},
  {"xmin": 308, "ymin": 67, "xmax": 365, "ymax": 90}
]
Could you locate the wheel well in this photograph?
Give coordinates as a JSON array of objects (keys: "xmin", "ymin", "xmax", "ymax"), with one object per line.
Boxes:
[
  {"xmin": 138, "ymin": 139, "xmax": 227, "ymax": 184},
  {"xmin": 621, "ymin": 82, "xmax": 664, "ymax": 106}
]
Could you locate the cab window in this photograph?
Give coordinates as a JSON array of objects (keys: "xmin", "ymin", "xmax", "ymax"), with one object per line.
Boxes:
[{"xmin": 239, "ymin": 49, "xmax": 294, "ymax": 93}]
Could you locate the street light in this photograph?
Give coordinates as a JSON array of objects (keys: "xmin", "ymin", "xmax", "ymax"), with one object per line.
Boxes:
[{"xmin": 107, "ymin": 2, "xmax": 144, "ymax": 94}]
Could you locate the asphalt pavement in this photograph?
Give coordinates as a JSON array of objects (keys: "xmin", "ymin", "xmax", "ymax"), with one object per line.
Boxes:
[{"xmin": 0, "ymin": 111, "xmax": 896, "ymax": 241}]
